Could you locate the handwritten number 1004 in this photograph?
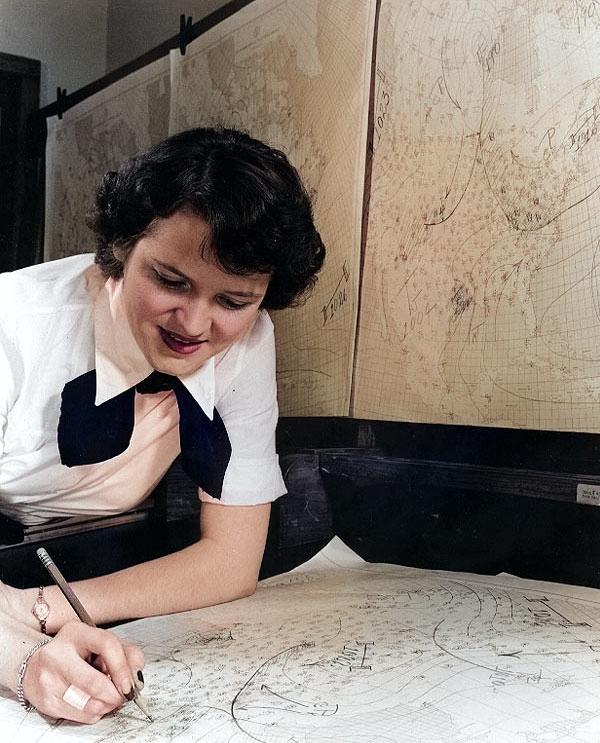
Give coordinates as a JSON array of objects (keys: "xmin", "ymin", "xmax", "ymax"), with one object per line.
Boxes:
[{"xmin": 322, "ymin": 262, "xmax": 350, "ymax": 324}]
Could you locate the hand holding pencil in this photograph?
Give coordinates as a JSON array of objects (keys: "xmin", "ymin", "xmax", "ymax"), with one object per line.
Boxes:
[
  {"xmin": 14, "ymin": 547, "xmax": 152, "ymax": 723},
  {"xmin": 18, "ymin": 621, "xmax": 147, "ymax": 723}
]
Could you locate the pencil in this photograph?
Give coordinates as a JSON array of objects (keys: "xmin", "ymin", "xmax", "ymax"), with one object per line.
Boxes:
[{"xmin": 36, "ymin": 547, "xmax": 153, "ymax": 722}]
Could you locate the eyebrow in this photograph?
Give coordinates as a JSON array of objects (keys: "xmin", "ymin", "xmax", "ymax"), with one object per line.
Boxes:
[{"xmin": 152, "ymin": 259, "xmax": 265, "ymax": 299}]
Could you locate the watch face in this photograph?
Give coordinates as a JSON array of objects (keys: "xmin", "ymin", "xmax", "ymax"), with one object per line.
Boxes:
[{"xmin": 33, "ymin": 599, "xmax": 50, "ymax": 621}]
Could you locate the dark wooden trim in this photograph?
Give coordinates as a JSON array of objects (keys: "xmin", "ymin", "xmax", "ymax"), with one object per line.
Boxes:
[
  {"xmin": 39, "ymin": 0, "xmax": 257, "ymax": 119},
  {"xmin": 319, "ymin": 450, "xmax": 600, "ymax": 503},
  {"xmin": 0, "ymin": 51, "xmax": 40, "ymax": 78}
]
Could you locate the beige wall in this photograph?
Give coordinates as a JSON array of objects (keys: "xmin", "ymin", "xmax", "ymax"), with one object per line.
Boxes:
[
  {"xmin": 106, "ymin": 0, "xmax": 230, "ymax": 72},
  {"xmin": 0, "ymin": 0, "xmax": 231, "ymax": 107},
  {"xmin": 0, "ymin": 0, "xmax": 107, "ymax": 106}
]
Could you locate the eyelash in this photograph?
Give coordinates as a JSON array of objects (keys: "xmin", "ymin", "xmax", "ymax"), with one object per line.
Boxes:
[
  {"xmin": 153, "ymin": 270, "xmax": 187, "ymax": 290},
  {"xmin": 153, "ymin": 270, "xmax": 249, "ymax": 311},
  {"xmin": 218, "ymin": 297, "xmax": 249, "ymax": 311}
]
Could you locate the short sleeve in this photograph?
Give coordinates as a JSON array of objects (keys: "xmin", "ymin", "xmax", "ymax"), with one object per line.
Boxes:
[{"xmin": 204, "ymin": 313, "xmax": 286, "ymax": 505}]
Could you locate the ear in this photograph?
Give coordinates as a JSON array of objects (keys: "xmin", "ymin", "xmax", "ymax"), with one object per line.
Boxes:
[{"xmin": 112, "ymin": 241, "xmax": 129, "ymax": 264}]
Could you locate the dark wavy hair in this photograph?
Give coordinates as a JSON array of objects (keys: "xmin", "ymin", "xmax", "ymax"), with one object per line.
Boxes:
[{"xmin": 89, "ymin": 127, "xmax": 325, "ymax": 310}]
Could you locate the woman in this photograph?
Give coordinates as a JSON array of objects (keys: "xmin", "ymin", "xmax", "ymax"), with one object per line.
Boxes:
[{"xmin": 0, "ymin": 127, "xmax": 325, "ymax": 722}]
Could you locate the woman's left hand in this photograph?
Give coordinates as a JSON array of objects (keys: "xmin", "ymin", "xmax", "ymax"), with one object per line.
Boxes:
[{"xmin": 0, "ymin": 581, "xmax": 30, "ymax": 620}]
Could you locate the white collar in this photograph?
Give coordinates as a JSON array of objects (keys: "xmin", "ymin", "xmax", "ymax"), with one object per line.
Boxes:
[{"xmin": 89, "ymin": 269, "xmax": 216, "ymax": 418}]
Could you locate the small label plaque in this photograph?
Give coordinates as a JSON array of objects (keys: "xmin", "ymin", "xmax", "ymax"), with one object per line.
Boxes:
[{"xmin": 577, "ymin": 483, "xmax": 600, "ymax": 506}]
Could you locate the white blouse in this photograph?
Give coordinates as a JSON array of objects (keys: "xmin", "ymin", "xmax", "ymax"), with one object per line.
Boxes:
[{"xmin": 0, "ymin": 254, "xmax": 285, "ymax": 526}]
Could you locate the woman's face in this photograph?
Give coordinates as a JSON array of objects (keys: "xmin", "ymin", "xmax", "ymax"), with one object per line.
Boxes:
[{"xmin": 120, "ymin": 209, "xmax": 271, "ymax": 377}]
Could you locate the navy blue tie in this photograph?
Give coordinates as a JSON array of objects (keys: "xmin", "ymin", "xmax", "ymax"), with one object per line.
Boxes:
[{"xmin": 57, "ymin": 370, "xmax": 231, "ymax": 498}]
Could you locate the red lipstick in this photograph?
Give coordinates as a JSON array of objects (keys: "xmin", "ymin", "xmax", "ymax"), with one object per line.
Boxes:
[{"xmin": 159, "ymin": 327, "xmax": 206, "ymax": 356}]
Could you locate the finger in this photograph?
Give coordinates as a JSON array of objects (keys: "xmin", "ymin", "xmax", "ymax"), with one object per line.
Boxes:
[
  {"xmin": 55, "ymin": 662, "xmax": 125, "ymax": 724},
  {"xmin": 90, "ymin": 654, "xmax": 109, "ymax": 674},
  {"xmin": 124, "ymin": 644, "xmax": 146, "ymax": 690},
  {"xmin": 96, "ymin": 640, "xmax": 143, "ymax": 701},
  {"xmin": 56, "ymin": 691, "xmax": 115, "ymax": 724},
  {"xmin": 30, "ymin": 660, "xmax": 116, "ymax": 723},
  {"xmin": 58, "ymin": 623, "xmax": 140, "ymax": 701},
  {"xmin": 64, "ymin": 655, "xmax": 124, "ymax": 707},
  {"xmin": 134, "ymin": 669, "xmax": 145, "ymax": 691}
]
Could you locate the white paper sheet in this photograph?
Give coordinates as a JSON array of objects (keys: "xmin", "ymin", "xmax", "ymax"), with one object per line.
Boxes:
[{"xmin": 2, "ymin": 537, "xmax": 600, "ymax": 742}]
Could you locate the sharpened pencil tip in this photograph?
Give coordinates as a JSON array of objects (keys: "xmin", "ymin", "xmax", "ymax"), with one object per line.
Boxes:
[{"xmin": 133, "ymin": 692, "xmax": 153, "ymax": 722}]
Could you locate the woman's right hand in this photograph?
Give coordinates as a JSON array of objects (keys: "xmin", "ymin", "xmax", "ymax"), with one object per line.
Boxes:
[{"xmin": 19, "ymin": 621, "xmax": 145, "ymax": 723}]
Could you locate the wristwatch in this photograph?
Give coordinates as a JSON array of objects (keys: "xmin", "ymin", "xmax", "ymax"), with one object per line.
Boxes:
[{"xmin": 31, "ymin": 587, "xmax": 50, "ymax": 634}]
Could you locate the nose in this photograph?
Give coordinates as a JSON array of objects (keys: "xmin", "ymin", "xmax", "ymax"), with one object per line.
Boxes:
[{"xmin": 174, "ymin": 296, "xmax": 212, "ymax": 338}]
